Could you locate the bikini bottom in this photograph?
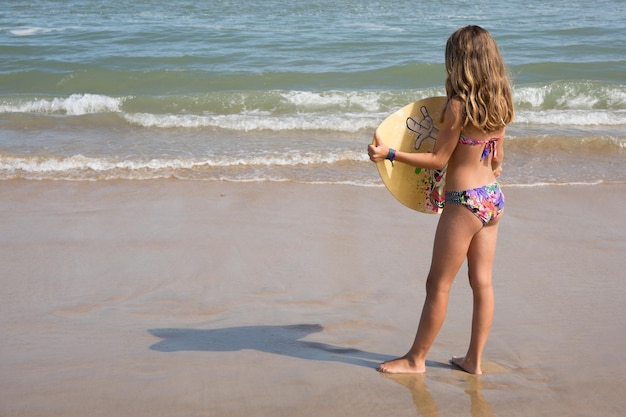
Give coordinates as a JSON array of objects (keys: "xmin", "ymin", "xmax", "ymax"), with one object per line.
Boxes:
[{"xmin": 445, "ymin": 183, "xmax": 504, "ymax": 225}]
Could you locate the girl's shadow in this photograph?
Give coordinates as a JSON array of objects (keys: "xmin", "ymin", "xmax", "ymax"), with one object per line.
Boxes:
[{"xmin": 148, "ymin": 323, "xmax": 394, "ymax": 369}]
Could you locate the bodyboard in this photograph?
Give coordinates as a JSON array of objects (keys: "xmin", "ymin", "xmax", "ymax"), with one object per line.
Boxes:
[{"xmin": 374, "ymin": 96, "xmax": 448, "ymax": 213}]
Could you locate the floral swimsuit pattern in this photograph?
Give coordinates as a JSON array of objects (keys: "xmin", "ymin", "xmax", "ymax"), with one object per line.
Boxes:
[
  {"xmin": 444, "ymin": 135, "xmax": 504, "ymax": 225},
  {"xmin": 445, "ymin": 183, "xmax": 504, "ymax": 225}
]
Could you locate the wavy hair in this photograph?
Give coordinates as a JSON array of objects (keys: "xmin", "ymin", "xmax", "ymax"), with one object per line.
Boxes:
[{"xmin": 443, "ymin": 26, "xmax": 514, "ymax": 132}]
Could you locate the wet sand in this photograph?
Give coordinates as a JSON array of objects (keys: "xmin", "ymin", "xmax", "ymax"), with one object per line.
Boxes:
[{"xmin": 1, "ymin": 179, "xmax": 625, "ymax": 416}]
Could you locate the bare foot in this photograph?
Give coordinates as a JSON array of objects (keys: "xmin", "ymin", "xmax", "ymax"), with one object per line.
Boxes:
[
  {"xmin": 377, "ymin": 356, "xmax": 426, "ymax": 374},
  {"xmin": 449, "ymin": 356, "xmax": 482, "ymax": 375}
]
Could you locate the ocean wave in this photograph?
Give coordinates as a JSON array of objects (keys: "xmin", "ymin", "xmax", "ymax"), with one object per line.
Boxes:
[
  {"xmin": 0, "ymin": 150, "xmax": 368, "ymax": 173},
  {"xmin": 123, "ymin": 108, "xmax": 626, "ymax": 131},
  {"xmin": 514, "ymin": 109, "xmax": 626, "ymax": 126},
  {"xmin": 0, "ymin": 94, "xmax": 126, "ymax": 115},
  {"xmin": 280, "ymin": 90, "xmax": 384, "ymax": 112},
  {"xmin": 513, "ymin": 80, "xmax": 626, "ymax": 110},
  {"xmin": 8, "ymin": 27, "xmax": 56, "ymax": 36},
  {"xmin": 1, "ymin": 81, "xmax": 624, "ymax": 131},
  {"xmin": 0, "ymin": 151, "xmax": 373, "ymax": 183},
  {"xmin": 122, "ymin": 112, "xmax": 381, "ymax": 132}
]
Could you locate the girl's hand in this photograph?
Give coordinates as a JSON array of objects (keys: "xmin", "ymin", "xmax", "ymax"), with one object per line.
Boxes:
[{"xmin": 368, "ymin": 133, "xmax": 389, "ymax": 163}]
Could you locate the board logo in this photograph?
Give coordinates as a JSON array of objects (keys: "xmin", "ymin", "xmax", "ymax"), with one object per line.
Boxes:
[
  {"xmin": 406, "ymin": 106, "xmax": 439, "ymax": 150},
  {"xmin": 406, "ymin": 106, "xmax": 446, "ymax": 210}
]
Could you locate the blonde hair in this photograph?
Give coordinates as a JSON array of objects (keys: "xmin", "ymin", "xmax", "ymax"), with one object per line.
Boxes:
[{"xmin": 443, "ymin": 26, "xmax": 514, "ymax": 132}]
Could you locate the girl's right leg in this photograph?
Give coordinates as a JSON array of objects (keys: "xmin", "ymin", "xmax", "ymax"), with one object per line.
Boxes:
[
  {"xmin": 378, "ymin": 205, "xmax": 482, "ymax": 373},
  {"xmin": 450, "ymin": 217, "xmax": 500, "ymax": 374}
]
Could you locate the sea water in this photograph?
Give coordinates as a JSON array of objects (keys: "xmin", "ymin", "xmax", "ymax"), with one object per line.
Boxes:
[{"xmin": 1, "ymin": 0, "xmax": 624, "ymax": 185}]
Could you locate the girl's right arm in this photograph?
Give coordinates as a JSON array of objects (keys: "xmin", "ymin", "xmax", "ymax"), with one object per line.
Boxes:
[
  {"xmin": 368, "ymin": 99, "xmax": 463, "ymax": 170},
  {"xmin": 491, "ymin": 132, "xmax": 505, "ymax": 177}
]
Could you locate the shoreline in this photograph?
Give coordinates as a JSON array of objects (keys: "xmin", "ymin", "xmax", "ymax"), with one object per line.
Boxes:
[{"xmin": 1, "ymin": 179, "xmax": 625, "ymax": 416}]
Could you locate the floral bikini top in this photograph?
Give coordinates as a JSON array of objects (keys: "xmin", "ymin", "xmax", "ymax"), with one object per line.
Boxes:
[{"xmin": 458, "ymin": 135, "xmax": 501, "ymax": 161}]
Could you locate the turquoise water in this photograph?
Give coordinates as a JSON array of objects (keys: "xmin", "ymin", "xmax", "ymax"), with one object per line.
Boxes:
[{"xmin": 1, "ymin": 0, "xmax": 624, "ymax": 184}]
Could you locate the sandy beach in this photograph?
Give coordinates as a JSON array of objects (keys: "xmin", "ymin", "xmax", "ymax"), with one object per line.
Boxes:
[{"xmin": 1, "ymin": 179, "xmax": 625, "ymax": 417}]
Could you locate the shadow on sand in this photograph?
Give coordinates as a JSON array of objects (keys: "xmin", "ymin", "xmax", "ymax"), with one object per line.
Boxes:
[
  {"xmin": 149, "ymin": 324, "xmax": 490, "ymax": 415},
  {"xmin": 149, "ymin": 323, "xmax": 396, "ymax": 369}
]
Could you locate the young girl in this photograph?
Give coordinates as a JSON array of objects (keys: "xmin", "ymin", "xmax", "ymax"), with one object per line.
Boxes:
[{"xmin": 367, "ymin": 25, "xmax": 514, "ymax": 375}]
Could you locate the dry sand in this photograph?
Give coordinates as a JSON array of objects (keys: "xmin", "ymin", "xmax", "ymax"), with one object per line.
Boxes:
[{"xmin": 1, "ymin": 179, "xmax": 625, "ymax": 416}]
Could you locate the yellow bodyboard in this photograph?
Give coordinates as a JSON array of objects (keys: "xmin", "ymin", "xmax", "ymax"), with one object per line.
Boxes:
[{"xmin": 374, "ymin": 96, "xmax": 448, "ymax": 213}]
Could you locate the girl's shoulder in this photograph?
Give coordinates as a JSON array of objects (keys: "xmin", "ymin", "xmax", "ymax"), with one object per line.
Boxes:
[
  {"xmin": 445, "ymin": 96, "xmax": 467, "ymax": 115},
  {"xmin": 442, "ymin": 96, "xmax": 465, "ymax": 125}
]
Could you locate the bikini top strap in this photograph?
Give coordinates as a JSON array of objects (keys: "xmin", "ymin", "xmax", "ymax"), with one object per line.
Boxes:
[{"xmin": 458, "ymin": 136, "xmax": 500, "ymax": 161}]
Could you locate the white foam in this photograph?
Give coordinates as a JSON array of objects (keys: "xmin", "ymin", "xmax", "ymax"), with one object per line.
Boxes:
[
  {"xmin": 9, "ymin": 27, "xmax": 53, "ymax": 36},
  {"xmin": 280, "ymin": 90, "xmax": 382, "ymax": 112},
  {"xmin": 2, "ymin": 85, "xmax": 623, "ymax": 131},
  {"xmin": 0, "ymin": 151, "xmax": 368, "ymax": 175},
  {"xmin": 514, "ymin": 82, "xmax": 626, "ymax": 111},
  {"xmin": 514, "ymin": 86, "xmax": 547, "ymax": 108},
  {"xmin": 124, "ymin": 107, "xmax": 624, "ymax": 131},
  {"xmin": 123, "ymin": 112, "xmax": 381, "ymax": 132},
  {"xmin": 0, "ymin": 94, "xmax": 126, "ymax": 115},
  {"xmin": 607, "ymin": 87, "xmax": 626, "ymax": 107}
]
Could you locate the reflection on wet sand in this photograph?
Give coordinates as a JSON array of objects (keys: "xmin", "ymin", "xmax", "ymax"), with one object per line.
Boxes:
[{"xmin": 382, "ymin": 373, "xmax": 492, "ymax": 417}]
